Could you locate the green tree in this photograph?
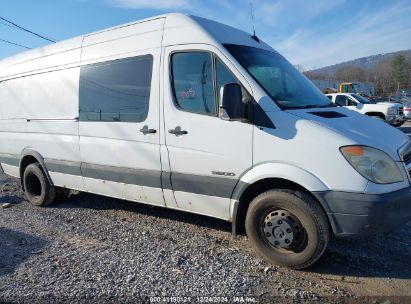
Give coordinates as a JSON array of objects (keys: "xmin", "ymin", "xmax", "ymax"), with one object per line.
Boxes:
[{"xmin": 391, "ymin": 54, "xmax": 409, "ymax": 90}]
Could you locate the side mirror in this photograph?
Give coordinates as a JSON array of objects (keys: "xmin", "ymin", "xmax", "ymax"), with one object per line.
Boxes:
[{"xmin": 219, "ymin": 83, "xmax": 243, "ymax": 121}]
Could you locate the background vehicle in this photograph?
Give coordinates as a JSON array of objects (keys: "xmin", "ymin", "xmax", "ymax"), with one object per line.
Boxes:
[
  {"xmin": 390, "ymin": 92, "xmax": 411, "ymax": 104},
  {"xmin": 404, "ymin": 101, "xmax": 411, "ymax": 120},
  {"xmin": 370, "ymin": 96, "xmax": 390, "ymax": 103},
  {"xmin": 339, "ymin": 82, "xmax": 356, "ymax": 93},
  {"xmin": 322, "ymin": 87, "xmax": 338, "ymax": 94},
  {"xmin": 326, "ymin": 93, "xmax": 405, "ymax": 126}
]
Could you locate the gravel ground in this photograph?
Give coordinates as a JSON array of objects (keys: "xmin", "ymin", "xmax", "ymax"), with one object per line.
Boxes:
[{"xmin": 1, "ymin": 123, "xmax": 411, "ymax": 303}]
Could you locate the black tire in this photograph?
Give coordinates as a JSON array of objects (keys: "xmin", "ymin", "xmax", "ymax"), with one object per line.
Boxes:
[
  {"xmin": 392, "ymin": 121, "xmax": 405, "ymax": 128},
  {"xmin": 245, "ymin": 190, "xmax": 329, "ymax": 269},
  {"xmin": 23, "ymin": 163, "xmax": 56, "ymax": 207}
]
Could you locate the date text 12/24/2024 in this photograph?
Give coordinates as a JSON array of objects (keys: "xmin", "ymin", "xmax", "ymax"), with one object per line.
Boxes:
[{"xmin": 148, "ymin": 296, "xmax": 256, "ymax": 303}]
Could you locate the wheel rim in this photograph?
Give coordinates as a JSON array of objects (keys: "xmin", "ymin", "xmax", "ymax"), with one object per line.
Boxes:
[
  {"xmin": 26, "ymin": 173, "xmax": 42, "ymax": 198},
  {"xmin": 262, "ymin": 209, "xmax": 307, "ymax": 252}
]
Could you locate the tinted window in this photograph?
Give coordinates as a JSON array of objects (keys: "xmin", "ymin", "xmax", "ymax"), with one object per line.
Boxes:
[
  {"xmin": 216, "ymin": 59, "xmax": 253, "ymax": 119},
  {"xmin": 327, "ymin": 95, "xmax": 333, "ymax": 100},
  {"xmin": 335, "ymin": 95, "xmax": 348, "ymax": 106},
  {"xmin": 347, "ymin": 96, "xmax": 357, "ymax": 106},
  {"xmin": 351, "ymin": 94, "xmax": 371, "ymax": 104},
  {"xmin": 216, "ymin": 59, "xmax": 239, "ymax": 101},
  {"xmin": 79, "ymin": 55, "xmax": 153, "ymax": 122},
  {"xmin": 171, "ymin": 52, "xmax": 216, "ymax": 114}
]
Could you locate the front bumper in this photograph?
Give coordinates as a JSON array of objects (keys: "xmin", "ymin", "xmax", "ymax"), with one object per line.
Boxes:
[
  {"xmin": 396, "ymin": 114, "xmax": 406, "ymax": 123},
  {"xmin": 314, "ymin": 187, "xmax": 411, "ymax": 237},
  {"xmin": 387, "ymin": 114, "xmax": 405, "ymax": 125},
  {"xmin": 386, "ymin": 114, "xmax": 396, "ymax": 124}
]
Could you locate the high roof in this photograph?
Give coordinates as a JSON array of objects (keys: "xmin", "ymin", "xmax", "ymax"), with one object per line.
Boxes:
[{"xmin": 0, "ymin": 13, "xmax": 273, "ymax": 79}]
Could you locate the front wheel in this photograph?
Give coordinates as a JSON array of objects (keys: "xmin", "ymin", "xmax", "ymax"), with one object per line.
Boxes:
[
  {"xmin": 245, "ymin": 190, "xmax": 329, "ymax": 269},
  {"xmin": 392, "ymin": 121, "xmax": 405, "ymax": 127}
]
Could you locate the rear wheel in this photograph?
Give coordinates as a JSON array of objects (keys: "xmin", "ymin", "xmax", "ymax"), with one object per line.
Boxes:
[
  {"xmin": 23, "ymin": 163, "xmax": 56, "ymax": 207},
  {"xmin": 245, "ymin": 190, "xmax": 329, "ymax": 269}
]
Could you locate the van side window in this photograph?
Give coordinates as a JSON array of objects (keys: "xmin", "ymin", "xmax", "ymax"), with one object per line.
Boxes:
[
  {"xmin": 171, "ymin": 52, "xmax": 216, "ymax": 114},
  {"xmin": 215, "ymin": 59, "xmax": 239, "ymax": 100},
  {"xmin": 215, "ymin": 58, "xmax": 252, "ymax": 118},
  {"xmin": 79, "ymin": 55, "xmax": 153, "ymax": 122}
]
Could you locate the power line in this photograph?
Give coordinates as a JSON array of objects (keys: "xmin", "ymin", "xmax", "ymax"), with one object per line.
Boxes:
[
  {"xmin": 0, "ymin": 16, "xmax": 56, "ymax": 43},
  {"xmin": 0, "ymin": 38, "xmax": 32, "ymax": 49},
  {"xmin": 0, "ymin": 21, "xmax": 13, "ymax": 28}
]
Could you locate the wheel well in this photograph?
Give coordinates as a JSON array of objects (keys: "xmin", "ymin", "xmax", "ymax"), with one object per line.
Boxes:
[
  {"xmin": 233, "ymin": 178, "xmax": 329, "ymax": 235},
  {"xmin": 19, "ymin": 155, "xmax": 40, "ymax": 191},
  {"xmin": 366, "ymin": 112, "xmax": 385, "ymax": 120}
]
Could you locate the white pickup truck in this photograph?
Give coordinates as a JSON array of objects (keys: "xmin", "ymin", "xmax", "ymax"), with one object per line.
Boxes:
[{"xmin": 326, "ymin": 93, "xmax": 405, "ymax": 127}]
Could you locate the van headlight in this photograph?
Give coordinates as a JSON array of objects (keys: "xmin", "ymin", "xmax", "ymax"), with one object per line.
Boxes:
[{"xmin": 340, "ymin": 146, "xmax": 403, "ymax": 184}]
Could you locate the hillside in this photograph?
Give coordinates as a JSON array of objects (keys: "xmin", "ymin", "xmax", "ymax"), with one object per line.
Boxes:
[{"xmin": 309, "ymin": 49, "xmax": 411, "ymax": 76}]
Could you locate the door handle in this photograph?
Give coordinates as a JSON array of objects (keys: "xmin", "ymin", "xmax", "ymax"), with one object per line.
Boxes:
[
  {"xmin": 168, "ymin": 126, "xmax": 188, "ymax": 136},
  {"xmin": 140, "ymin": 125, "xmax": 157, "ymax": 135}
]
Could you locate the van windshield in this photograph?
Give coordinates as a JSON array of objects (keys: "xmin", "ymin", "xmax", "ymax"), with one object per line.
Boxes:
[{"xmin": 224, "ymin": 44, "xmax": 333, "ymax": 109}]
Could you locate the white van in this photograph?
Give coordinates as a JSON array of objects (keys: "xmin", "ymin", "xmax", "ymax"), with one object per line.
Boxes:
[{"xmin": 0, "ymin": 14, "xmax": 410, "ymax": 269}]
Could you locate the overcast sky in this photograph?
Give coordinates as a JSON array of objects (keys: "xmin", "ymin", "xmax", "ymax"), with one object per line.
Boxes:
[{"xmin": 1, "ymin": 0, "xmax": 411, "ymax": 69}]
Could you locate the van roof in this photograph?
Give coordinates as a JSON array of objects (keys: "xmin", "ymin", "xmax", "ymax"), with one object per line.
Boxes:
[
  {"xmin": 0, "ymin": 13, "xmax": 273, "ymax": 78},
  {"xmin": 0, "ymin": 14, "xmax": 169, "ymax": 68}
]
